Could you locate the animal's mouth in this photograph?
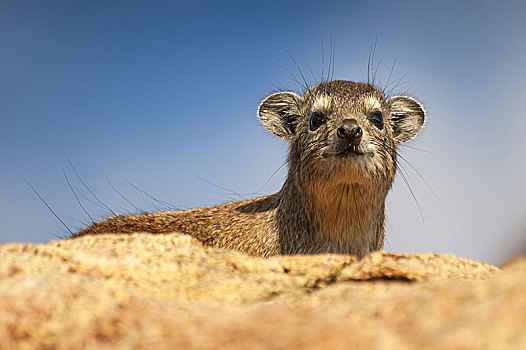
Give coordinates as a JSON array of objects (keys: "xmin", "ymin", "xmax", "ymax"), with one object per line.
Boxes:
[{"xmin": 321, "ymin": 145, "xmax": 372, "ymax": 159}]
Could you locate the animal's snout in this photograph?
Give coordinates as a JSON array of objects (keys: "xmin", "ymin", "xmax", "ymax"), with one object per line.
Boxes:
[{"xmin": 337, "ymin": 119, "xmax": 362, "ymax": 145}]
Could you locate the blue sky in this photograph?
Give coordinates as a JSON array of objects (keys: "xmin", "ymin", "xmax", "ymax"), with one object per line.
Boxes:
[{"xmin": 1, "ymin": 1, "xmax": 525, "ymax": 265}]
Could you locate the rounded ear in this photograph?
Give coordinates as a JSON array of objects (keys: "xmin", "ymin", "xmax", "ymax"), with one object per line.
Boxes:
[
  {"xmin": 387, "ymin": 96, "xmax": 426, "ymax": 144},
  {"xmin": 258, "ymin": 91, "xmax": 302, "ymax": 140}
]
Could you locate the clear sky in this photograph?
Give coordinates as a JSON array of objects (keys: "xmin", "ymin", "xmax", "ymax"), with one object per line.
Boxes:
[{"xmin": 2, "ymin": 0, "xmax": 525, "ymax": 265}]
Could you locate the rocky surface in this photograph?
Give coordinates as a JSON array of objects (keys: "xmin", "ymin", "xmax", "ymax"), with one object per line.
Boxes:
[{"xmin": 0, "ymin": 232, "xmax": 524, "ymax": 349}]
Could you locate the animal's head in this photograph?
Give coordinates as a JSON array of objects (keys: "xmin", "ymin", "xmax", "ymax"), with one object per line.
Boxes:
[{"xmin": 258, "ymin": 80, "xmax": 425, "ymax": 186}]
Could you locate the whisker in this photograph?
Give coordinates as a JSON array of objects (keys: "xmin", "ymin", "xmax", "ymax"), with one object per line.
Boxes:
[
  {"xmin": 126, "ymin": 180, "xmax": 179, "ymax": 211},
  {"xmin": 383, "ymin": 58, "xmax": 397, "ymax": 97},
  {"xmin": 66, "ymin": 157, "xmax": 116, "ymax": 215},
  {"xmin": 104, "ymin": 173, "xmax": 142, "ymax": 213},
  {"xmin": 375, "ymin": 141, "xmax": 427, "ymax": 221},
  {"xmin": 63, "ymin": 169, "xmax": 94, "ymax": 224},
  {"xmin": 370, "ymin": 37, "xmax": 378, "ymax": 85},
  {"xmin": 373, "ymin": 54, "xmax": 384, "ymax": 86},
  {"xmin": 392, "ymin": 150, "xmax": 439, "ymax": 200},
  {"xmin": 330, "ymin": 35, "xmax": 336, "ymax": 81},
  {"xmin": 306, "ymin": 63, "xmax": 319, "ymax": 85},
  {"xmin": 385, "ymin": 65, "xmax": 416, "ymax": 96},
  {"xmin": 257, "ymin": 161, "xmax": 288, "ymax": 193},
  {"xmin": 379, "ymin": 140, "xmax": 438, "ymax": 200},
  {"xmin": 321, "ymin": 39, "xmax": 325, "ymax": 82},
  {"xmin": 396, "ymin": 163, "xmax": 426, "ymax": 222},
  {"xmin": 399, "ymin": 144, "xmax": 433, "ymax": 153},
  {"xmin": 22, "ymin": 176, "xmax": 73, "ymax": 235},
  {"xmin": 284, "ymin": 44, "xmax": 310, "ymax": 93},
  {"xmin": 281, "ymin": 62, "xmax": 309, "ymax": 93},
  {"xmin": 189, "ymin": 171, "xmax": 249, "ymax": 200}
]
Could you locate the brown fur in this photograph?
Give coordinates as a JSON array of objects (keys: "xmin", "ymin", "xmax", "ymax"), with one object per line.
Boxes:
[{"xmin": 72, "ymin": 80, "xmax": 426, "ymax": 259}]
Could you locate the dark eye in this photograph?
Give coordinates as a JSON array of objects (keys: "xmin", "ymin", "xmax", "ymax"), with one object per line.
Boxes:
[
  {"xmin": 371, "ymin": 112, "xmax": 384, "ymax": 130},
  {"xmin": 309, "ymin": 113, "xmax": 325, "ymax": 131}
]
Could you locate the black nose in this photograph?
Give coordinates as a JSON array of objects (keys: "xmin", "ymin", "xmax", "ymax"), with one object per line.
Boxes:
[{"xmin": 337, "ymin": 119, "xmax": 363, "ymax": 143}]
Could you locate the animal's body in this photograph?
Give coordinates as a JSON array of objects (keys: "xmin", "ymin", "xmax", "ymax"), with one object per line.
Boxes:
[{"xmin": 73, "ymin": 80, "xmax": 425, "ymax": 259}]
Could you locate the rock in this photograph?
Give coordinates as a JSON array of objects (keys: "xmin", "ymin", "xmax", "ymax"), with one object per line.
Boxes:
[{"xmin": 0, "ymin": 232, "xmax": 523, "ymax": 349}]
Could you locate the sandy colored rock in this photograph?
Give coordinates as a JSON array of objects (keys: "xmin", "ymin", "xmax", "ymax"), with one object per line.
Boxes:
[{"xmin": 0, "ymin": 232, "xmax": 524, "ymax": 349}]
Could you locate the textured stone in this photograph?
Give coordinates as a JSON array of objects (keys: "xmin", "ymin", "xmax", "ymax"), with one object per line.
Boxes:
[{"xmin": 1, "ymin": 232, "xmax": 524, "ymax": 349}]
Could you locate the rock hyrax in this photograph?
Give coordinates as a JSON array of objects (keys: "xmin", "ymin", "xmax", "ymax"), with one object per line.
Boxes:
[{"xmin": 73, "ymin": 80, "xmax": 426, "ymax": 259}]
